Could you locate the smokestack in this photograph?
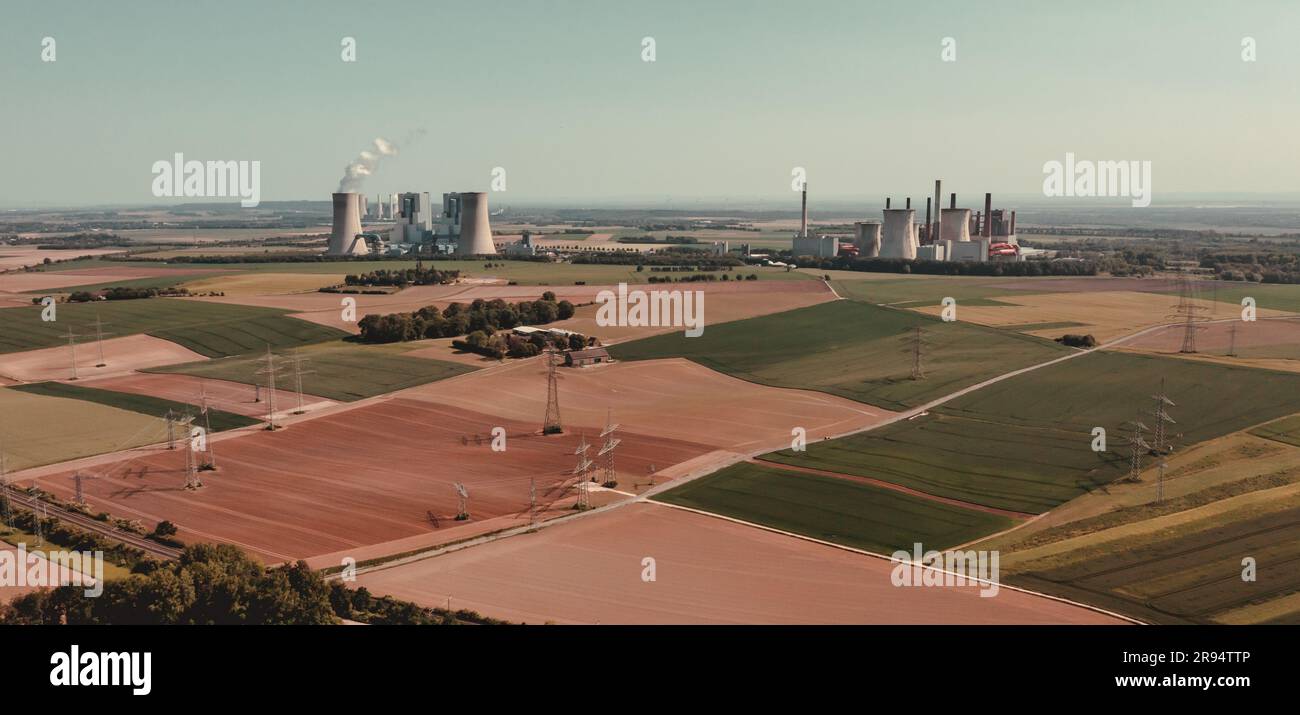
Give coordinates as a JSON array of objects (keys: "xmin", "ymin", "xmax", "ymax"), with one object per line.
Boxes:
[
  {"xmin": 924, "ymin": 197, "xmax": 932, "ymax": 244},
  {"xmin": 983, "ymin": 193, "xmax": 993, "ymax": 238},
  {"xmin": 454, "ymin": 192, "xmax": 497, "ymax": 256},
  {"xmin": 886, "ymin": 197, "xmax": 891, "ymax": 209},
  {"xmin": 801, "ymin": 184, "xmax": 808, "ymax": 239},
  {"xmin": 1010, "ymin": 210, "xmax": 1017, "ymax": 235},
  {"xmin": 905, "ymin": 197, "xmax": 911, "ymax": 210},
  {"xmin": 327, "ymin": 192, "xmax": 368, "ymax": 256},
  {"xmin": 933, "ymin": 180, "xmax": 941, "ymax": 251},
  {"xmin": 950, "ymin": 193, "xmax": 956, "ymax": 209}
]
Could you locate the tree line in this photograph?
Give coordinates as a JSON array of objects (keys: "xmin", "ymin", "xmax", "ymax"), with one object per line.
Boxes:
[{"xmin": 358, "ymin": 292, "xmax": 576, "ymax": 344}]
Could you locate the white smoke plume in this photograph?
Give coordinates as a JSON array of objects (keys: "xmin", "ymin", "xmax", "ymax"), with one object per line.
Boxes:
[{"xmin": 337, "ymin": 137, "xmax": 399, "ymax": 193}]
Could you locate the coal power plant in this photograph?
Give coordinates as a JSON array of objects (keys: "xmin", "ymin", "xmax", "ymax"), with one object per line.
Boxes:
[
  {"xmin": 791, "ymin": 181, "xmax": 1025, "ymax": 263},
  {"xmin": 326, "ymin": 188, "xmax": 497, "ymax": 256}
]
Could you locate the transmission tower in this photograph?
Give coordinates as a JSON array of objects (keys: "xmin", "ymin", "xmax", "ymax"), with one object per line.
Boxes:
[
  {"xmin": 70, "ymin": 471, "xmax": 98, "ymax": 507},
  {"xmin": 165, "ymin": 408, "xmax": 177, "ymax": 450},
  {"xmin": 453, "ymin": 482, "xmax": 469, "ymax": 520},
  {"xmin": 285, "ymin": 354, "xmax": 313, "ymax": 415},
  {"xmin": 35, "ymin": 502, "xmax": 48, "ymax": 547},
  {"xmin": 1149, "ymin": 379, "xmax": 1177, "ymax": 456},
  {"xmin": 198, "ymin": 382, "xmax": 216, "ymax": 469},
  {"xmin": 1156, "ymin": 460, "xmax": 1168, "ymax": 504},
  {"xmin": 65, "ymin": 326, "xmax": 84, "ymax": 380},
  {"xmin": 91, "ymin": 313, "xmax": 114, "ymax": 367},
  {"xmin": 254, "ymin": 345, "xmax": 286, "ymax": 430},
  {"xmin": 529, "ymin": 477, "xmax": 537, "ymax": 526},
  {"xmin": 1170, "ymin": 271, "xmax": 1208, "ymax": 353},
  {"xmin": 0, "ymin": 442, "xmax": 11, "ymax": 528},
  {"xmin": 597, "ymin": 409, "xmax": 621, "ymax": 487},
  {"xmin": 542, "ymin": 346, "xmax": 563, "ymax": 434},
  {"xmin": 572, "ymin": 433, "xmax": 593, "ymax": 509},
  {"xmin": 1226, "ymin": 321, "xmax": 1239, "ymax": 358},
  {"xmin": 1122, "ymin": 420, "xmax": 1150, "ymax": 482},
  {"xmin": 900, "ymin": 326, "xmax": 930, "ymax": 380}
]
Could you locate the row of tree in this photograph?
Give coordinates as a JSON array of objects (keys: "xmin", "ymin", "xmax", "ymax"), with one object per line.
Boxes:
[
  {"xmin": 343, "ymin": 267, "xmax": 459, "ymax": 287},
  {"xmin": 358, "ymin": 293, "xmax": 576, "ymax": 344},
  {"xmin": 0, "ymin": 542, "xmax": 500, "ymax": 625}
]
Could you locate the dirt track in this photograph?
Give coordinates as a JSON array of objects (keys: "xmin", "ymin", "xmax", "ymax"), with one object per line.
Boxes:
[{"xmin": 354, "ymin": 502, "xmax": 1126, "ymax": 624}]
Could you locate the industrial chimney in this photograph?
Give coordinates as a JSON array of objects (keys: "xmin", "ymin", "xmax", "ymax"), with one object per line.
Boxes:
[
  {"xmin": 800, "ymin": 184, "xmax": 808, "ymax": 238},
  {"xmin": 855, "ymin": 222, "xmax": 882, "ymax": 257},
  {"xmin": 327, "ymin": 192, "xmax": 369, "ymax": 256},
  {"xmin": 454, "ymin": 192, "xmax": 497, "ymax": 256},
  {"xmin": 880, "ymin": 208, "xmax": 917, "ymax": 259}
]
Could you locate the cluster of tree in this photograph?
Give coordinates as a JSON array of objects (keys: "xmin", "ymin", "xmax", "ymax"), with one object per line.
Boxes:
[
  {"xmin": 151, "ymin": 253, "xmax": 416, "ymax": 265},
  {"xmin": 330, "ymin": 586, "xmax": 507, "ymax": 625},
  {"xmin": 0, "ymin": 495, "xmax": 155, "ymax": 574},
  {"xmin": 645, "ymin": 273, "xmax": 756, "ymax": 283},
  {"xmin": 569, "ymin": 252, "xmax": 744, "ymax": 267},
  {"xmin": 1056, "ymin": 334, "xmax": 1098, "ymax": 348},
  {"xmin": 11, "ymin": 232, "xmax": 133, "ymax": 249},
  {"xmin": 0, "ymin": 542, "xmax": 498, "ymax": 625},
  {"xmin": 796, "ymin": 255, "xmax": 1100, "ymax": 277},
  {"xmin": 616, "ymin": 235, "xmax": 700, "ymax": 245},
  {"xmin": 1201, "ymin": 251, "xmax": 1300, "ymax": 283},
  {"xmin": 343, "ymin": 267, "xmax": 459, "ymax": 287},
  {"xmin": 456, "ymin": 328, "xmax": 590, "ymax": 359},
  {"xmin": 358, "ymin": 293, "xmax": 575, "ymax": 344},
  {"xmin": 67, "ymin": 285, "xmax": 188, "ymax": 302}
]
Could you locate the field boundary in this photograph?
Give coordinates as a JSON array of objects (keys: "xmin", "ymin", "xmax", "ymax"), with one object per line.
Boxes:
[{"xmin": 646, "ymin": 500, "xmax": 1142, "ymax": 624}]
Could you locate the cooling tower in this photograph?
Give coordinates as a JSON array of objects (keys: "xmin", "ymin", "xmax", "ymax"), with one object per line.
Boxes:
[
  {"xmin": 880, "ymin": 209, "xmax": 917, "ymax": 259},
  {"xmin": 940, "ymin": 208, "xmax": 972, "ymax": 242},
  {"xmin": 327, "ymin": 192, "xmax": 369, "ymax": 256},
  {"xmin": 854, "ymin": 222, "xmax": 882, "ymax": 257},
  {"xmin": 454, "ymin": 192, "xmax": 496, "ymax": 256}
]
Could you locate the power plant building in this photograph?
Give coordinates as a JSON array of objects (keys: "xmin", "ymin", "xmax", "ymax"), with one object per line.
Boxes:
[
  {"xmin": 326, "ymin": 192, "xmax": 370, "ymax": 256},
  {"xmin": 328, "ymin": 188, "xmax": 497, "ymax": 256}
]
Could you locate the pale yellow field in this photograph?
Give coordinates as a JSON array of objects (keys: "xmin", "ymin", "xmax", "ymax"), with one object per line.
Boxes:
[
  {"xmin": 913, "ymin": 291, "xmax": 1286, "ymax": 343},
  {"xmin": 0, "ymin": 388, "xmax": 167, "ymax": 473},
  {"xmin": 183, "ymin": 272, "xmax": 346, "ymax": 296}
]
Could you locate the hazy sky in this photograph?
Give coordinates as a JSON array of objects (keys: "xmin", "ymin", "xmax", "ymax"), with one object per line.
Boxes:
[{"xmin": 2, "ymin": 0, "xmax": 1297, "ymax": 207}]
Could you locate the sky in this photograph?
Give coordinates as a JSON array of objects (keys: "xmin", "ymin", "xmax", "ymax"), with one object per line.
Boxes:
[{"xmin": 1, "ymin": 0, "xmax": 1297, "ymax": 208}]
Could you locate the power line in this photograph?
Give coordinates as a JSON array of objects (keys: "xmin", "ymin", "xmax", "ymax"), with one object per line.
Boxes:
[
  {"xmin": 543, "ymin": 346, "xmax": 563, "ymax": 434},
  {"xmin": 254, "ymin": 345, "xmax": 287, "ymax": 430}
]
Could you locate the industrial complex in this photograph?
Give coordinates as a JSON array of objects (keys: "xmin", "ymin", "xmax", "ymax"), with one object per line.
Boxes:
[
  {"xmin": 328, "ymin": 190, "xmax": 497, "ymax": 256},
  {"xmin": 795, "ymin": 182, "xmax": 1029, "ymax": 263}
]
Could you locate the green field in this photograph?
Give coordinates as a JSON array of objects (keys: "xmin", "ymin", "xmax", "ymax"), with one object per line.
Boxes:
[
  {"xmin": 0, "ymin": 299, "xmax": 348, "ymax": 357},
  {"xmin": 8, "ymin": 381, "xmax": 259, "ymax": 432},
  {"xmin": 1250, "ymin": 413, "xmax": 1300, "ymax": 447},
  {"xmin": 608, "ymin": 300, "xmax": 1069, "ymax": 411},
  {"xmin": 654, "ymin": 461, "xmax": 1016, "ymax": 553},
  {"xmin": 766, "ymin": 351, "xmax": 1300, "ymax": 513},
  {"xmin": 1009, "ymin": 502, "xmax": 1300, "ymax": 624},
  {"xmin": 148, "ymin": 342, "xmax": 476, "ymax": 401},
  {"xmin": 830, "ymin": 275, "xmax": 1066, "ymax": 307},
  {"xmin": 0, "ymin": 387, "xmax": 167, "ymax": 472}
]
